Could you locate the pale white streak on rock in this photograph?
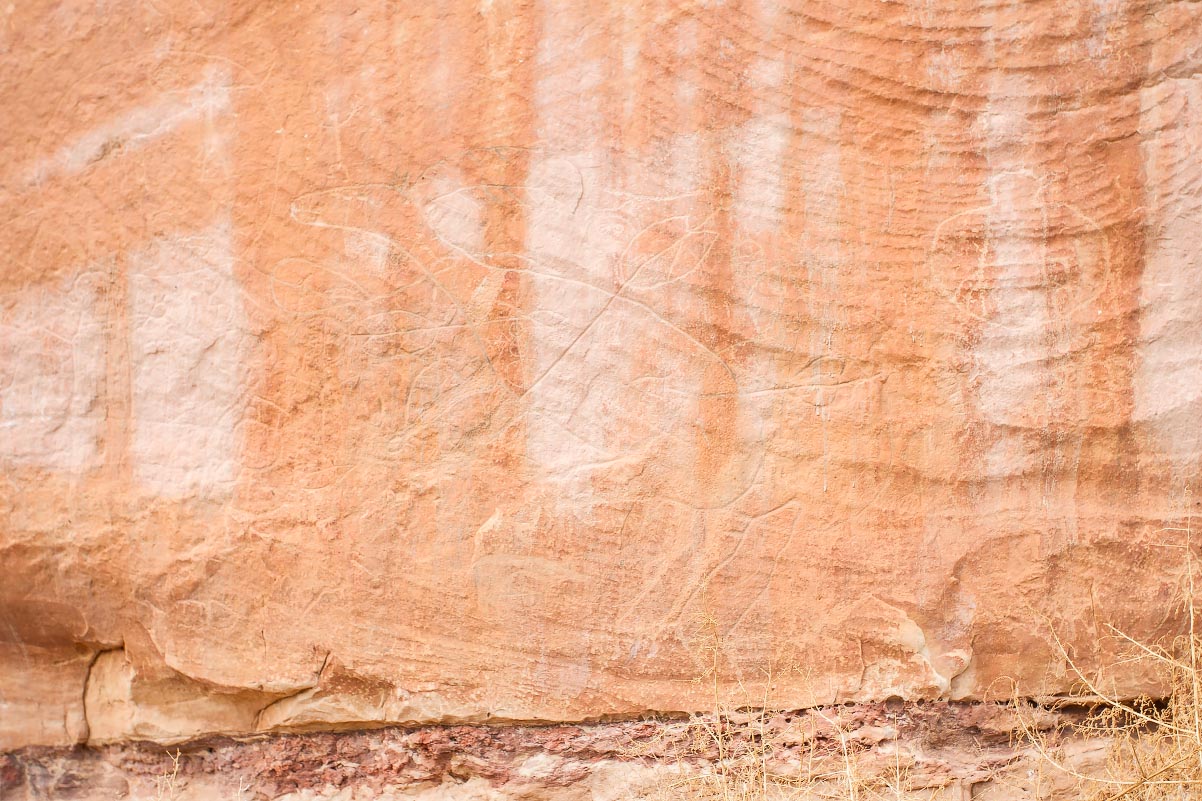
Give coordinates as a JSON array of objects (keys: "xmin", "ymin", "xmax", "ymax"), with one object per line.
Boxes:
[
  {"xmin": 417, "ymin": 17, "xmax": 456, "ymax": 132},
  {"xmin": 800, "ymin": 108, "xmax": 844, "ymax": 354},
  {"xmin": 732, "ymin": 0, "xmax": 787, "ymax": 235},
  {"xmin": 0, "ymin": 270, "xmax": 106, "ymax": 470},
  {"xmin": 519, "ymin": 259, "xmax": 616, "ymax": 488},
  {"xmin": 128, "ymin": 221, "xmax": 250, "ymax": 497},
  {"xmin": 522, "ymin": 10, "xmax": 734, "ymax": 513},
  {"xmin": 524, "ymin": 9, "xmax": 630, "ymax": 511},
  {"xmin": 730, "ymin": 0, "xmax": 788, "ymax": 229},
  {"xmin": 1087, "ymin": 0, "xmax": 1124, "ymax": 61},
  {"xmin": 972, "ymin": 32, "xmax": 1047, "ymax": 479},
  {"xmin": 1135, "ymin": 76, "xmax": 1202, "ymax": 482},
  {"xmin": 799, "ymin": 108, "xmax": 844, "ymax": 492},
  {"xmin": 724, "ymin": 0, "xmax": 783, "ymax": 510},
  {"xmin": 730, "ymin": 115, "xmax": 789, "ymax": 234},
  {"xmin": 321, "ymin": 80, "xmax": 360, "ymax": 181},
  {"xmin": 23, "ymin": 68, "xmax": 231, "ymax": 187},
  {"xmin": 974, "ymin": 169, "xmax": 1051, "ymax": 433},
  {"xmin": 523, "ymin": 8, "xmax": 602, "ymax": 504},
  {"xmin": 674, "ymin": 14, "xmax": 700, "ymax": 109}
]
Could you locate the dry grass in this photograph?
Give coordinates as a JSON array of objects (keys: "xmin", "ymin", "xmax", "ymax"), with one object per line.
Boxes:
[
  {"xmin": 1018, "ymin": 528, "xmax": 1202, "ymax": 800},
  {"xmin": 649, "ymin": 530, "xmax": 1202, "ymax": 800},
  {"xmin": 637, "ymin": 701, "xmax": 939, "ymax": 801},
  {"xmin": 151, "ymin": 747, "xmax": 248, "ymax": 801},
  {"xmin": 640, "ymin": 708, "xmax": 931, "ymax": 801},
  {"xmin": 154, "ymin": 749, "xmax": 182, "ymax": 801},
  {"xmin": 138, "ymin": 537, "xmax": 1202, "ymax": 800},
  {"xmin": 637, "ymin": 619, "xmax": 937, "ymax": 801}
]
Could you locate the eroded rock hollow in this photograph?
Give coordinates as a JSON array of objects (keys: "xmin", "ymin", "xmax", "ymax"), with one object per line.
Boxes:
[{"xmin": 3, "ymin": 0, "xmax": 1202, "ymax": 798}]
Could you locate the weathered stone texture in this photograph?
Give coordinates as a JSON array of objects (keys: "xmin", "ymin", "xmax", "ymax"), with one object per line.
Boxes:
[
  {"xmin": 0, "ymin": 703, "xmax": 1106, "ymax": 801},
  {"xmin": 2, "ymin": 0, "xmax": 1202, "ymax": 762}
]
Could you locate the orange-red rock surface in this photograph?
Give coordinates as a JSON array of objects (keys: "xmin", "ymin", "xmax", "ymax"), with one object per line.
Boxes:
[{"xmin": 3, "ymin": 0, "xmax": 1202, "ymax": 754}]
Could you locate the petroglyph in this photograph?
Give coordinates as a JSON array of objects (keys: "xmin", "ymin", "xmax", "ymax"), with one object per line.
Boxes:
[
  {"xmin": 5, "ymin": 0, "xmax": 1202, "ymax": 765},
  {"xmin": 927, "ymin": 174, "xmax": 1113, "ymax": 333},
  {"xmin": 22, "ymin": 68, "xmax": 231, "ymax": 187},
  {"xmin": 287, "ymin": 146, "xmax": 771, "ymax": 511}
]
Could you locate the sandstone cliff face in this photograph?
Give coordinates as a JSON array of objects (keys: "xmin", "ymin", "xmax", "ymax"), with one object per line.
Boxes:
[{"xmin": 2, "ymin": 0, "xmax": 1201, "ymax": 766}]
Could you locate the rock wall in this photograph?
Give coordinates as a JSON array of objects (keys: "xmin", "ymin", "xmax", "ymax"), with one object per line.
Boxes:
[{"xmin": 2, "ymin": 0, "xmax": 1202, "ymax": 795}]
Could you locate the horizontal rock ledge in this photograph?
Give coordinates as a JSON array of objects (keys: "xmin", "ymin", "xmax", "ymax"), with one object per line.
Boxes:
[{"xmin": 1, "ymin": 699, "xmax": 1104, "ymax": 801}]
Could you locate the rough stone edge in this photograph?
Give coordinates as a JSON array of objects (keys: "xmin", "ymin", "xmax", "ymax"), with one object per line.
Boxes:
[{"xmin": 1, "ymin": 699, "xmax": 1107, "ymax": 799}]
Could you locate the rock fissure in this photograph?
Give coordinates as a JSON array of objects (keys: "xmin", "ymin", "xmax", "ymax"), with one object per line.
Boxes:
[{"xmin": 79, "ymin": 646, "xmax": 124, "ymax": 747}]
